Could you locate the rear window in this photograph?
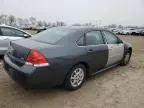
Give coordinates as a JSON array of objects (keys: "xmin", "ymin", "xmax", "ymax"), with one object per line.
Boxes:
[{"xmin": 31, "ymin": 28, "xmax": 75, "ymax": 44}]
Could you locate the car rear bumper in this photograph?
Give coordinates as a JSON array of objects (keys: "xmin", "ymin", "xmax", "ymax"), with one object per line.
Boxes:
[{"xmin": 3, "ymin": 55, "xmax": 67, "ymax": 88}]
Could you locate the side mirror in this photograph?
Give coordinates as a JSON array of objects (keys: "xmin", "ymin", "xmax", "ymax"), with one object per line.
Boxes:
[
  {"xmin": 117, "ymin": 39, "xmax": 123, "ymax": 44},
  {"xmin": 24, "ymin": 34, "xmax": 31, "ymax": 38},
  {"xmin": 24, "ymin": 34, "xmax": 28, "ymax": 37}
]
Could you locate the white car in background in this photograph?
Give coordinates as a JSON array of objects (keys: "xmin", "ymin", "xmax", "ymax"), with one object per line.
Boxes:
[
  {"xmin": 0, "ymin": 25, "xmax": 32, "ymax": 55},
  {"xmin": 112, "ymin": 29, "xmax": 122, "ymax": 35},
  {"xmin": 137, "ymin": 29, "xmax": 144, "ymax": 36},
  {"xmin": 121, "ymin": 29, "xmax": 131, "ymax": 35},
  {"xmin": 121, "ymin": 28, "xmax": 138, "ymax": 35},
  {"xmin": 107, "ymin": 28, "xmax": 122, "ymax": 35}
]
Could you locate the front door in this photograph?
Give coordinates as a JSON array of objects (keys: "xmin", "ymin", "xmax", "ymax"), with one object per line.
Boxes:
[
  {"xmin": 102, "ymin": 30, "xmax": 124, "ymax": 66},
  {"xmin": 85, "ymin": 30, "xmax": 108, "ymax": 72}
]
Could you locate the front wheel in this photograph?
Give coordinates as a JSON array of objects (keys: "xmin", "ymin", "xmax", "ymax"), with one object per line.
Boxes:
[
  {"xmin": 64, "ymin": 64, "xmax": 86, "ymax": 90},
  {"xmin": 120, "ymin": 52, "xmax": 131, "ymax": 66}
]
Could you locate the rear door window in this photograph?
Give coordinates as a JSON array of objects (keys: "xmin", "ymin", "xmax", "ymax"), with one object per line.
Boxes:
[
  {"xmin": 77, "ymin": 36, "xmax": 85, "ymax": 46},
  {"xmin": 86, "ymin": 31, "xmax": 104, "ymax": 45},
  {"xmin": 1, "ymin": 27, "xmax": 12, "ymax": 36}
]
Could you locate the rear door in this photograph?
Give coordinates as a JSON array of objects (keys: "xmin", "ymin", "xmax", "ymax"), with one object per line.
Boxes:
[
  {"xmin": 102, "ymin": 30, "xmax": 124, "ymax": 66},
  {"xmin": 85, "ymin": 30, "xmax": 108, "ymax": 72}
]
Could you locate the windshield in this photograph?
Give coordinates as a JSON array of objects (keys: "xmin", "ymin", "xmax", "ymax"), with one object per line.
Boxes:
[{"xmin": 31, "ymin": 27, "xmax": 75, "ymax": 44}]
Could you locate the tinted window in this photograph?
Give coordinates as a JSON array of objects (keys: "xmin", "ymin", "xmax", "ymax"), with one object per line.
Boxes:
[
  {"xmin": 0, "ymin": 28, "xmax": 2, "ymax": 36},
  {"xmin": 1, "ymin": 27, "xmax": 25, "ymax": 37},
  {"xmin": 86, "ymin": 31, "xmax": 104, "ymax": 45},
  {"xmin": 77, "ymin": 36, "xmax": 84, "ymax": 46},
  {"xmin": 32, "ymin": 28, "xmax": 75, "ymax": 44},
  {"xmin": 12, "ymin": 29, "xmax": 25, "ymax": 37},
  {"xmin": 1, "ymin": 27, "xmax": 12, "ymax": 36},
  {"xmin": 103, "ymin": 31, "xmax": 118, "ymax": 44}
]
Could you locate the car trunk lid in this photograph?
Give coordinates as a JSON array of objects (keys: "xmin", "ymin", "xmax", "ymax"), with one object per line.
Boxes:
[{"xmin": 7, "ymin": 39, "xmax": 54, "ymax": 67}]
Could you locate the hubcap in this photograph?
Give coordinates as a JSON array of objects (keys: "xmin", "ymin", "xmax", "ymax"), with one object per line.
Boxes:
[
  {"xmin": 124, "ymin": 53, "xmax": 130, "ymax": 64},
  {"xmin": 70, "ymin": 68, "xmax": 84, "ymax": 87}
]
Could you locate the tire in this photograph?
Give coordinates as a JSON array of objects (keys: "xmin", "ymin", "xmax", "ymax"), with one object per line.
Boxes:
[
  {"xmin": 126, "ymin": 32, "xmax": 129, "ymax": 35},
  {"xmin": 120, "ymin": 52, "xmax": 131, "ymax": 66},
  {"xmin": 64, "ymin": 64, "xmax": 86, "ymax": 90}
]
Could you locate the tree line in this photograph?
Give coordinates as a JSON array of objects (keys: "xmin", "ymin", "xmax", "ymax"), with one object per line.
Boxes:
[
  {"xmin": 0, "ymin": 14, "xmax": 66, "ymax": 29},
  {"xmin": 0, "ymin": 14, "xmax": 143, "ymax": 29}
]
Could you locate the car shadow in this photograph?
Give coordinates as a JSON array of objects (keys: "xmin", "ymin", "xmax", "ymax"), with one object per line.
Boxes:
[{"xmin": 0, "ymin": 63, "xmax": 123, "ymax": 104}]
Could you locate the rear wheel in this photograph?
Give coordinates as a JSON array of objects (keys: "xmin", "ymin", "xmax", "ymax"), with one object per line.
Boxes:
[{"xmin": 64, "ymin": 64, "xmax": 86, "ymax": 90}]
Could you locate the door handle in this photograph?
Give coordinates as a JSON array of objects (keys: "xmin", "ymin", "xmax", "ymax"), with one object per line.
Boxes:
[{"xmin": 88, "ymin": 49, "xmax": 94, "ymax": 52}]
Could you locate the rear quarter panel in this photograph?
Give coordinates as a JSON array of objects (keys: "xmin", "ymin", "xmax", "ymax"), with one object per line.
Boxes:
[{"xmin": 38, "ymin": 43, "xmax": 87, "ymax": 84}]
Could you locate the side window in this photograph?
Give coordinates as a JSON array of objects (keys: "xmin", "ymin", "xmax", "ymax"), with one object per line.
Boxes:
[
  {"xmin": 1, "ymin": 27, "xmax": 12, "ymax": 36},
  {"xmin": 12, "ymin": 29, "xmax": 25, "ymax": 37},
  {"xmin": 103, "ymin": 31, "xmax": 118, "ymax": 44},
  {"xmin": 0, "ymin": 28, "xmax": 2, "ymax": 36},
  {"xmin": 1, "ymin": 27, "xmax": 25, "ymax": 37},
  {"xmin": 77, "ymin": 36, "xmax": 84, "ymax": 46},
  {"xmin": 86, "ymin": 31, "xmax": 104, "ymax": 45}
]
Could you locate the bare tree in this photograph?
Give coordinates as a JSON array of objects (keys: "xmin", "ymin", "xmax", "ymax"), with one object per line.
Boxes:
[
  {"xmin": 52, "ymin": 23, "xmax": 56, "ymax": 27},
  {"xmin": 29, "ymin": 17, "xmax": 37, "ymax": 27},
  {"xmin": 23, "ymin": 18, "xmax": 29, "ymax": 28},
  {"xmin": 0, "ymin": 14, "xmax": 7, "ymax": 24},
  {"xmin": 43, "ymin": 21, "xmax": 48, "ymax": 27},
  {"xmin": 108, "ymin": 24, "xmax": 117, "ymax": 28},
  {"xmin": 118, "ymin": 25, "xmax": 123, "ymax": 28},
  {"xmin": 47, "ymin": 22, "xmax": 52, "ymax": 27},
  {"xmin": 37, "ymin": 21, "xmax": 43, "ymax": 28},
  {"xmin": 0, "ymin": 14, "xmax": 66, "ymax": 29},
  {"xmin": 84, "ymin": 22, "xmax": 93, "ymax": 26},
  {"xmin": 16, "ymin": 18, "xmax": 24, "ymax": 28},
  {"xmin": 56, "ymin": 21, "xmax": 61, "ymax": 26},
  {"xmin": 72, "ymin": 23, "xmax": 82, "ymax": 26},
  {"xmin": 8, "ymin": 15, "xmax": 16, "ymax": 26},
  {"xmin": 61, "ymin": 21, "xmax": 65, "ymax": 26}
]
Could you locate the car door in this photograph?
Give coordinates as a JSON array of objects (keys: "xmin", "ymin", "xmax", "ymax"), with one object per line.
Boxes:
[
  {"xmin": 0, "ymin": 27, "xmax": 28, "ymax": 51},
  {"xmin": 102, "ymin": 30, "xmax": 124, "ymax": 66},
  {"xmin": 0, "ymin": 27, "xmax": 13, "ymax": 52},
  {"xmin": 85, "ymin": 30, "xmax": 108, "ymax": 72},
  {"xmin": 0, "ymin": 27, "xmax": 7, "ymax": 53}
]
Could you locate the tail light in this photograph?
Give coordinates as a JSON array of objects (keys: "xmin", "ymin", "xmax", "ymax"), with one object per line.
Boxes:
[{"xmin": 25, "ymin": 49, "xmax": 49, "ymax": 67}]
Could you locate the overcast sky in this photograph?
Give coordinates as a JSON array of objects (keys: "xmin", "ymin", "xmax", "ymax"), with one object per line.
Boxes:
[{"xmin": 0, "ymin": 0, "xmax": 144, "ymax": 26}]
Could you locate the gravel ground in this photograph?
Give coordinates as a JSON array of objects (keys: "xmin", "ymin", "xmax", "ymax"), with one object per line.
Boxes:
[{"xmin": 0, "ymin": 36, "xmax": 144, "ymax": 108}]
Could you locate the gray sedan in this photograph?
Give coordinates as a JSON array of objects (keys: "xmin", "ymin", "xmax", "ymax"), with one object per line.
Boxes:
[
  {"xmin": 3, "ymin": 26, "xmax": 132, "ymax": 90},
  {"xmin": 0, "ymin": 25, "xmax": 31, "ymax": 55}
]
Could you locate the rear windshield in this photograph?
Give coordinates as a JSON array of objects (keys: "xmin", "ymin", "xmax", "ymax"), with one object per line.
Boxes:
[{"xmin": 31, "ymin": 27, "xmax": 75, "ymax": 44}]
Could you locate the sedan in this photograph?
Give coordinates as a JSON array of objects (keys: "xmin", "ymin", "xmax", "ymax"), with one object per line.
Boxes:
[
  {"xmin": 3, "ymin": 26, "xmax": 132, "ymax": 90},
  {"xmin": 0, "ymin": 25, "xmax": 32, "ymax": 55}
]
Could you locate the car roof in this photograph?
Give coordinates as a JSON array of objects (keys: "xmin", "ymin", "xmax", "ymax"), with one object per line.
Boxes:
[
  {"xmin": 0, "ymin": 25, "xmax": 32, "ymax": 36},
  {"xmin": 0, "ymin": 25, "xmax": 22, "ymax": 30}
]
